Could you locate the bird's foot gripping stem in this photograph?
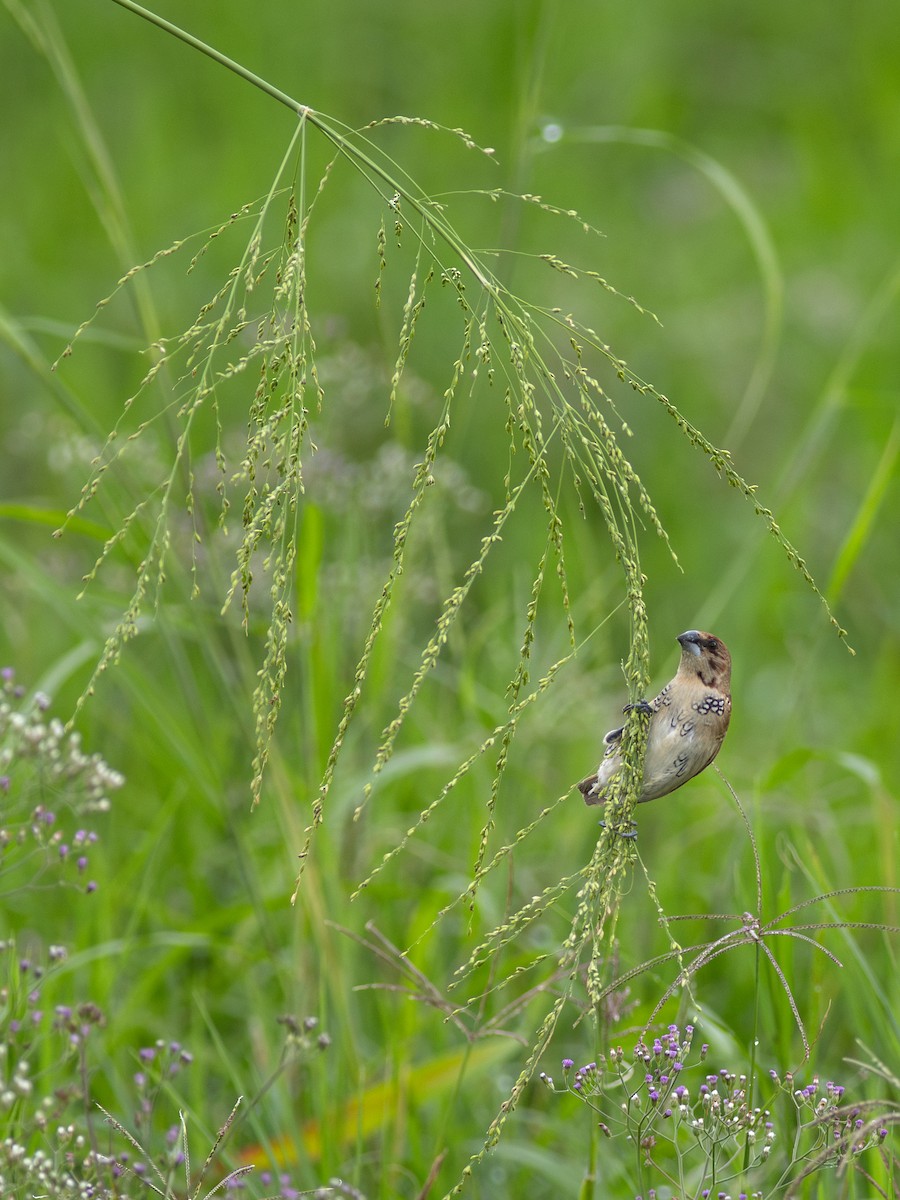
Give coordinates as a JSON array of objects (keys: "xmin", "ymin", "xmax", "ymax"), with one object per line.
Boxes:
[
  {"xmin": 622, "ymin": 699, "xmax": 653, "ymax": 717},
  {"xmin": 598, "ymin": 818, "xmax": 638, "ymax": 840}
]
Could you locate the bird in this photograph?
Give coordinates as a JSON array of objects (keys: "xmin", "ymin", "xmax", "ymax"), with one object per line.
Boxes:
[{"xmin": 577, "ymin": 630, "xmax": 732, "ymax": 808}]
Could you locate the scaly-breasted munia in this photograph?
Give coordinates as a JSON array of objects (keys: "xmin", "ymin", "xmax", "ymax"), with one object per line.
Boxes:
[{"xmin": 578, "ymin": 630, "xmax": 732, "ymax": 807}]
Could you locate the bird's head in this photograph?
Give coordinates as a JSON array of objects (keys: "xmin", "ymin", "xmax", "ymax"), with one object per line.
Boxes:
[{"xmin": 676, "ymin": 630, "xmax": 732, "ymax": 690}]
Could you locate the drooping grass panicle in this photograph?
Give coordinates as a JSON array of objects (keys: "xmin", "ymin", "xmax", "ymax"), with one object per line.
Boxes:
[
  {"xmin": 468, "ymin": 540, "xmax": 560, "ymax": 895},
  {"xmin": 449, "ymin": 864, "xmax": 584, "ymax": 991},
  {"xmin": 650, "ymin": 383, "xmax": 853, "ymax": 650},
  {"xmin": 446, "ymin": 993, "xmax": 568, "ymax": 1196},
  {"xmin": 295, "ymin": 317, "xmax": 475, "ymax": 894},
  {"xmin": 351, "ymin": 599, "xmax": 619, "ymax": 909},
  {"xmin": 57, "ymin": 79, "xmax": 844, "ymax": 872},
  {"xmin": 532, "ymin": 122, "xmax": 785, "ymax": 446},
  {"xmin": 44, "ymin": 14, "xmax": 867, "ymax": 1193},
  {"xmin": 61, "ymin": 127, "xmax": 312, "ymax": 727},
  {"xmin": 10, "ymin": 6, "xmax": 892, "ymax": 1200}
]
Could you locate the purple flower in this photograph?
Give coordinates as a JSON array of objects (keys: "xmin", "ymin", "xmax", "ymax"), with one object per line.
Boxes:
[{"xmin": 562, "ymin": 1058, "xmax": 574, "ymax": 1070}]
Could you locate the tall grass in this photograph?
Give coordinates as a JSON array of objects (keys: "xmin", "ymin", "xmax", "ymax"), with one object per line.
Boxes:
[{"xmin": 2, "ymin": 2, "xmax": 899, "ymax": 1198}]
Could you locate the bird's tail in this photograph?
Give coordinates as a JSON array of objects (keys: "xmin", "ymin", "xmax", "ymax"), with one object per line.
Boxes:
[{"xmin": 577, "ymin": 775, "xmax": 604, "ymax": 806}]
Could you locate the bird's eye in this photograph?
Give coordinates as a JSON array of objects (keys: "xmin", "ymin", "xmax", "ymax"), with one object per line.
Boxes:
[{"xmin": 705, "ymin": 638, "xmax": 719, "ymax": 651}]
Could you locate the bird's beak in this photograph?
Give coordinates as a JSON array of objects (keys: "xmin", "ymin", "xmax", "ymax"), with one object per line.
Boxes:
[{"xmin": 677, "ymin": 630, "xmax": 702, "ymax": 656}]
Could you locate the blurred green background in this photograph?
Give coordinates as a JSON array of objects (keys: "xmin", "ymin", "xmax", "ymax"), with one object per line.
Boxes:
[{"xmin": 1, "ymin": 1, "xmax": 898, "ymax": 1196}]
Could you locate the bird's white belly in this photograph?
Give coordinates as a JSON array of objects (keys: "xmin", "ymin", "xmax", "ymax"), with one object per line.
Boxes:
[{"xmin": 641, "ymin": 711, "xmax": 701, "ymax": 799}]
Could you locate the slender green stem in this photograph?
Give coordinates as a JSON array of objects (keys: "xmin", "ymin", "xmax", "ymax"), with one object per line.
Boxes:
[
  {"xmin": 742, "ymin": 939, "xmax": 763, "ymax": 1181},
  {"xmin": 109, "ymin": 0, "xmax": 497, "ymax": 294},
  {"xmin": 109, "ymin": 0, "xmax": 302, "ymax": 112}
]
